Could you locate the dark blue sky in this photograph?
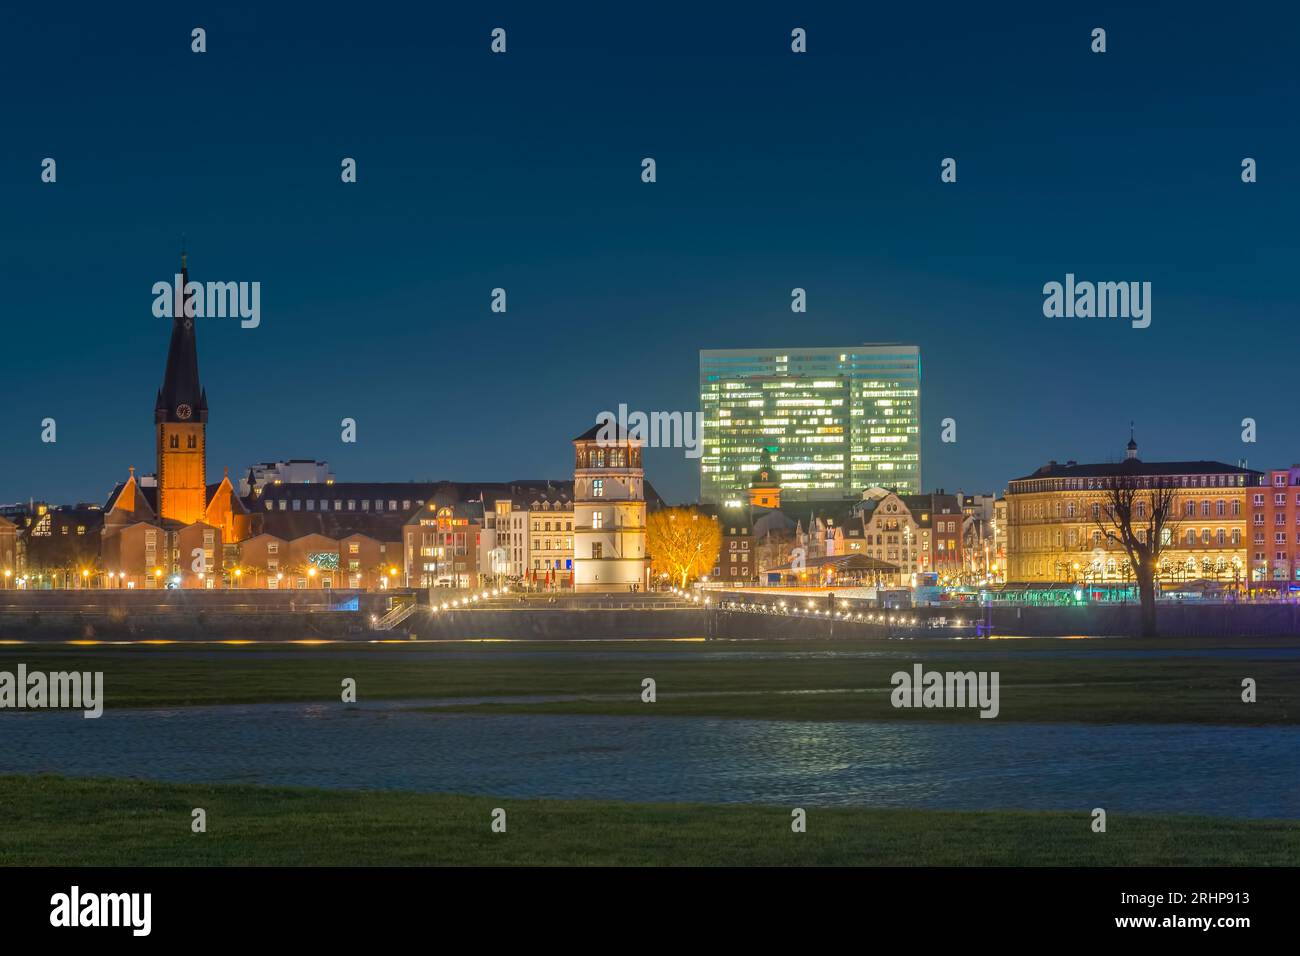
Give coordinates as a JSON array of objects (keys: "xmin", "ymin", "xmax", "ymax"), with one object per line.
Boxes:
[{"xmin": 2, "ymin": 1, "xmax": 1296, "ymax": 506}]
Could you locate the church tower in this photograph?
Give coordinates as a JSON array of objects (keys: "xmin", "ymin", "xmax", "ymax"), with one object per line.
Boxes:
[
  {"xmin": 155, "ymin": 254, "xmax": 208, "ymax": 525},
  {"xmin": 748, "ymin": 446, "xmax": 781, "ymax": 509}
]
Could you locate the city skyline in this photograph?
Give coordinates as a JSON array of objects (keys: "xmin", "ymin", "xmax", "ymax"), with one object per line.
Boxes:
[
  {"xmin": 3, "ymin": 3, "xmax": 1296, "ymax": 508},
  {"xmin": 2, "ymin": 0, "xmax": 1297, "ymax": 891}
]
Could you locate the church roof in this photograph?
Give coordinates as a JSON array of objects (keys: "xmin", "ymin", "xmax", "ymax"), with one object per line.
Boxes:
[
  {"xmin": 105, "ymin": 470, "xmax": 252, "ymax": 524},
  {"xmin": 749, "ymin": 446, "xmax": 780, "ymax": 488},
  {"xmin": 104, "ymin": 476, "xmax": 158, "ymax": 516},
  {"xmin": 205, "ymin": 477, "xmax": 250, "ymax": 515},
  {"xmin": 155, "ymin": 256, "xmax": 208, "ymax": 425}
]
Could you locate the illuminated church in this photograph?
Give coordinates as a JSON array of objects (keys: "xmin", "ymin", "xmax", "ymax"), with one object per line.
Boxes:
[
  {"xmin": 92, "ymin": 255, "xmax": 586, "ymax": 591},
  {"xmin": 100, "ymin": 256, "xmax": 251, "ymax": 587}
]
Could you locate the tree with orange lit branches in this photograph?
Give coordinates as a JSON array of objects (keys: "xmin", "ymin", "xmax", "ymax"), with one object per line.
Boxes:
[{"xmin": 647, "ymin": 507, "xmax": 723, "ymax": 589}]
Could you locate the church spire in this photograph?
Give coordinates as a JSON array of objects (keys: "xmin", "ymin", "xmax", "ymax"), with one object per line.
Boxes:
[{"xmin": 155, "ymin": 252, "xmax": 207, "ymax": 425}]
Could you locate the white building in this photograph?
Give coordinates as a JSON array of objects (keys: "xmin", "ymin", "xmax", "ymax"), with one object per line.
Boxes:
[
  {"xmin": 479, "ymin": 488, "xmax": 575, "ymax": 587},
  {"xmin": 572, "ymin": 424, "xmax": 647, "ymax": 592},
  {"xmin": 240, "ymin": 460, "xmax": 335, "ymax": 497}
]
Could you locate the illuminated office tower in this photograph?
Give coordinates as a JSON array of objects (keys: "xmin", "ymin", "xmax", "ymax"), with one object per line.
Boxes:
[{"xmin": 699, "ymin": 346, "xmax": 920, "ymax": 504}]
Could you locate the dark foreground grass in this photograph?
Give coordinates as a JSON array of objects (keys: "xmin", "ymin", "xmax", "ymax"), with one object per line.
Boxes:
[
  {"xmin": 1, "ymin": 775, "xmax": 1295, "ymax": 866},
  {"xmin": 0, "ymin": 637, "xmax": 1296, "ymax": 723}
]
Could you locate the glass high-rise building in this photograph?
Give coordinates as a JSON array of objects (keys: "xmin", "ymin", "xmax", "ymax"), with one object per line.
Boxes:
[{"xmin": 699, "ymin": 345, "xmax": 920, "ymax": 504}]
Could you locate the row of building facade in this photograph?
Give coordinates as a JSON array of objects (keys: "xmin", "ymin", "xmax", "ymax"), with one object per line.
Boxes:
[
  {"xmin": 0, "ymin": 258, "xmax": 656, "ymax": 594},
  {"xmin": 699, "ymin": 451, "xmax": 993, "ymax": 587},
  {"xmin": 6, "ymin": 267, "xmax": 1290, "ymax": 596}
]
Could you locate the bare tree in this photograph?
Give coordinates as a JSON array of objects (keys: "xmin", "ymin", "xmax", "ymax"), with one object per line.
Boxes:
[{"xmin": 1093, "ymin": 479, "xmax": 1180, "ymax": 637}]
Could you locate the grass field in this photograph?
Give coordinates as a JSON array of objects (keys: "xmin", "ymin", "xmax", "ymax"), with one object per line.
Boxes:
[
  {"xmin": 2, "ymin": 640, "xmax": 1296, "ymax": 866},
  {"xmin": 0, "ymin": 637, "xmax": 1295, "ymax": 723},
  {"xmin": 2, "ymin": 774, "xmax": 1296, "ymax": 866}
]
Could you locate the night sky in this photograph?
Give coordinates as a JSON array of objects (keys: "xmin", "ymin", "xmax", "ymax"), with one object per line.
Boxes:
[{"xmin": 1, "ymin": 1, "xmax": 1296, "ymax": 507}]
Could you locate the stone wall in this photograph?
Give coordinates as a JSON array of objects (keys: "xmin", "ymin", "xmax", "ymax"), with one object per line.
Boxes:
[{"xmin": 409, "ymin": 608, "xmax": 710, "ymax": 641}]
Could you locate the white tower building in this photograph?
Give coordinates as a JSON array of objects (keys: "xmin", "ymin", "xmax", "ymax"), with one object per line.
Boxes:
[{"xmin": 572, "ymin": 423, "xmax": 648, "ymax": 592}]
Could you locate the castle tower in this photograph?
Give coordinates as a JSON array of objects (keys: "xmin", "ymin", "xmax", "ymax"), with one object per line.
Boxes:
[
  {"xmin": 572, "ymin": 422, "xmax": 647, "ymax": 592},
  {"xmin": 155, "ymin": 254, "xmax": 208, "ymax": 525},
  {"xmin": 748, "ymin": 446, "xmax": 781, "ymax": 509}
]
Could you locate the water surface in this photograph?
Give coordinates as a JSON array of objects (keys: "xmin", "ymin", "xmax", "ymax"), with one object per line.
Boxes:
[{"xmin": 3, "ymin": 704, "xmax": 1296, "ymax": 818}]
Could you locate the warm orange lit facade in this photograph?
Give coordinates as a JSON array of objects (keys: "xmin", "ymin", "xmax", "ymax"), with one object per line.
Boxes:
[
  {"xmin": 232, "ymin": 531, "xmax": 398, "ymax": 589},
  {"xmin": 235, "ymin": 533, "xmax": 290, "ymax": 588},
  {"xmin": 1006, "ymin": 440, "xmax": 1259, "ymax": 586},
  {"xmin": 174, "ymin": 522, "xmax": 223, "ymax": 587},
  {"xmin": 157, "ymin": 420, "xmax": 207, "ymax": 525},
  {"xmin": 205, "ymin": 471, "xmax": 253, "ymax": 545},
  {"xmin": 405, "ymin": 503, "xmax": 482, "ymax": 589},
  {"xmin": 339, "ymin": 533, "xmax": 403, "ymax": 590},
  {"xmin": 101, "ymin": 522, "xmax": 166, "ymax": 588}
]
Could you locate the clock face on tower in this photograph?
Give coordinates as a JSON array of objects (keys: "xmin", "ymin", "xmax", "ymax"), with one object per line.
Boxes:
[{"xmin": 176, "ymin": 404, "xmax": 193, "ymax": 420}]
